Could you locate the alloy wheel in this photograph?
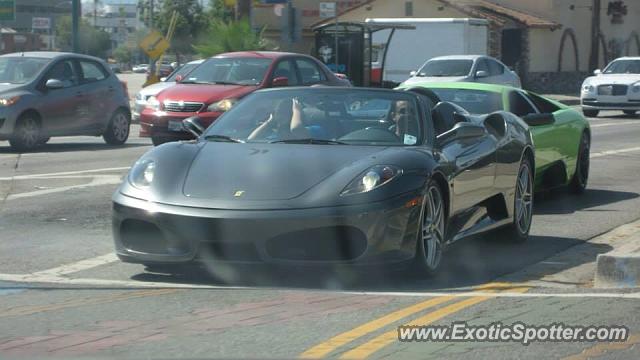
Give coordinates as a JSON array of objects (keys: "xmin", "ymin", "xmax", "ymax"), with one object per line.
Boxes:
[
  {"xmin": 421, "ymin": 185, "xmax": 445, "ymax": 270},
  {"xmin": 515, "ymin": 163, "xmax": 533, "ymax": 235},
  {"xmin": 112, "ymin": 112, "xmax": 130, "ymax": 142}
]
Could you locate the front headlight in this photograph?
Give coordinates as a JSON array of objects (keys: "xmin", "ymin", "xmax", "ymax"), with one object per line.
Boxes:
[
  {"xmin": 341, "ymin": 165, "xmax": 403, "ymax": 196},
  {"xmin": 582, "ymin": 84, "xmax": 594, "ymax": 93},
  {"xmin": 632, "ymin": 84, "xmax": 640, "ymax": 93},
  {"xmin": 0, "ymin": 96, "xmax": 20, "ymax": 106},
  {"xmin": 146, "ymin": 96, "xmax": 160, "ymax": 111},
  {"xmin": 135, "ymin": 92, "xmax": 143, "ymax": 101},
  {"xmin": 128, "ymin": 159, "xmax": 156, "ymax": 189},
  {"xmin": 207, "ymin": 98, "xmax": 237, "ymax": 112}
]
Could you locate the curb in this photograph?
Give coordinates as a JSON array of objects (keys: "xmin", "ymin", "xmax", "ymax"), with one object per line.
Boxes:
[{"xmin": 595, "ymin": 237, "xmax": 640, "ymax": 288}]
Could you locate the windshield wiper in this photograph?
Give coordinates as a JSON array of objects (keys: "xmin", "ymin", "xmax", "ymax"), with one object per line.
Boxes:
[
  {"xmin": 208, "ymin": 81, "xmax": 242, "ymax": 85},
  {"xmin": 270, "ymin": 138, "xmax": 347, "ymax": 145},
  {"xmin": 203, "ymin": 134, "xmax": 244, "ymax": 143}
]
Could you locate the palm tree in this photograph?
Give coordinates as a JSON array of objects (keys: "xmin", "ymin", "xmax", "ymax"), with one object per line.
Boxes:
[{"xmin": 193, "ymin": 19, "xmax": 273, "ymax": 57}]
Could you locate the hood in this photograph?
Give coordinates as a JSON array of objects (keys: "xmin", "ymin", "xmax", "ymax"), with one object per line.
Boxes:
[
  {"xmin": 583, "ymin": 74, "xmax": 640, "ymax": 86},
  {"xmin": 402, "ymin": 76, "xmax": 468, "ymax": 85},
  {"xmin": 0, "ymin": 83, "xmax": 25, "ymax": 93},
  {"xmin": 156, "ymin": 83, "xmax": 258, "ymax": 104},
  {"xmin": 182, "ymin": 143, "xmax": 387, "ymax": 201},
  {"xmin": 138, "ymin": 81, "xmax": 175, "ymax": 97}
]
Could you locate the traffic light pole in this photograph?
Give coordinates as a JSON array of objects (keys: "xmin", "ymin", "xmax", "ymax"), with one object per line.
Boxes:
[{"xmin": 72, "ymin": 0, "xmax": 79, "ymax": 52}]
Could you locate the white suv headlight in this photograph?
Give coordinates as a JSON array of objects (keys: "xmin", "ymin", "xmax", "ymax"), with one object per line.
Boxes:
[
  {"xmin": 146, "ymin": 96, "xmax": 160, "ymax": 111},
  {"xmin": 582, "ymin": 84, "xmax": 595, "ymax": 93}
]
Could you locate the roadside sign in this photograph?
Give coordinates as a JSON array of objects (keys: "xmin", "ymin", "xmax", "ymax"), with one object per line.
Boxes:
[
  {"xmin": 0, "ymin": 0, "xmax": 15, "ymax": 21},
  {"xmin": 32, "ymin": 17, "xmax": 51, "ymax": 30},
  {"xmin": 139, "ymin": 30, "xmax": 170, "ymax": 59},
  {"xmin": 319, "ymin": 2, "xmax": 337, "ymax": 18}
]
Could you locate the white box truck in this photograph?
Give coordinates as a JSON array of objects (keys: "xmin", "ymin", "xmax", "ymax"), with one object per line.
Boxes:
[{"xmin": 366, "ymin": 18, "xmax": 489, "ymax": 86}]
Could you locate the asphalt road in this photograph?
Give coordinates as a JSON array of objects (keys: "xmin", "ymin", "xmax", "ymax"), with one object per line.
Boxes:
[{"xmin": 1, "ymin": 101, "xmax": 640, "ymax": 359}]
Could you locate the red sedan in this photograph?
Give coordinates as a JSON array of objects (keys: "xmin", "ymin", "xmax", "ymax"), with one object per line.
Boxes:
[{"xmin": 139, "ymin": 51, "xmax": 350, "ymax": 145}]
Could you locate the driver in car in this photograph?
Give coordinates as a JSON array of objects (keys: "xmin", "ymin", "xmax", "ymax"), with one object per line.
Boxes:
[
  {"xmin": 390, "ymin": 100, "xmax": 410, "ymax": 138},
  {"xmin": 248, "ymin": 98, "xmax": 311, "ymax": 141}
]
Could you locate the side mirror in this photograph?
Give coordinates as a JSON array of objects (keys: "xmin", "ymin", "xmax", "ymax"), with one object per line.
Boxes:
[
  {"xmin": 174, "ymin": 75, "xmax": 184, "ymax": 82},
  {"xmin": 436, "ymin": 122, "xmax": 485, "ymax": 146},
  {"xmin": 475, "ymin": 70, "xmax": 489, "ymax": 78},
  {"xmin": 522, "ymin": 113, "xmax": 555, "ymax": 126},
  {"xmin": 272, "ymin": 76, "xmax": 289, "ymax": 87},
  {"xmin": 182, "ymin": 116, "xmax": 205, "ymax": 137},
  {"xmin": 409, "ymin": 70, "xmax": 417, "ymax": 77},
  {"xmin": 45, "ymin": 78, "xmax": 64, "ymax": 90},
  {"xmin": 594, "ymin": 69, "xmax": 602, "ymax": 75}
]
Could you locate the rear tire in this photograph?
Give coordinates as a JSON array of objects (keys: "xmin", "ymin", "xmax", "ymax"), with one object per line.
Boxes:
[
  {"xmin": 582, "ymin": 109, "xmax": 599, "ymax": 117},
  {"xmin": 568, "ymin": 133, "xmax": 590, "ymax": 194},
  {"xmin": 151, "ymin": 136, "xmax": 172, "ymax": 146},
  {"xmin": 412, "ymin": 180, "xmax": 446, "ymax": 276},
  {"xmin": 103, "ymin": 109, "xmax": 130, "ymax": 145},
  {"xmin": 37, "ymin": 136, "xmax": 50, "ymax": 145},
  {"xmin": 496, "ymin": 157, "xmax": 533, "ymax": 243},
  {"xmin": 623, "ymin": 110, "xmax": 637, "ymax": 116},
  {"xmin": 9, "ymin": 114, "xmax": 41, "ymax": 152}
]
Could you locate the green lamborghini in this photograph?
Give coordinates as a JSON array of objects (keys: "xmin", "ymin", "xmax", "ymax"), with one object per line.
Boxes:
[{"xmin": 396, "ymin": 82, "xmax": 591, "ymax": 193}]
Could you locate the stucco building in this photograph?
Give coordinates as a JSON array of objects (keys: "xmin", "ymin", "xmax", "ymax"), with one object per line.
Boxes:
[{"xmin": 252, "ymin": 0, "xmax": 640, "ymax": 92}]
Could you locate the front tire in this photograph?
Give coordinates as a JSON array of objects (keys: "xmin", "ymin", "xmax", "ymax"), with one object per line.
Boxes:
[
  {"xmin": 569, "ymin": 133, "xmax": 590, "ymax": 194},
  {"xmin": 497, "ymin": 157, "xmax": 533, "ymax": 243},
  {"xmin": 151, "ymin": 136, "xmax": 172, "ymax": 146},
  {"xmin": 412, "ymin": 181, "xmax": 446, "ymax": 276},
  {"xmin": 9, "ymin": 115, "xmax": 41, "ymax": 152},
  {"xmin": 582, "ymin": 109, "xmax": 599, "ymax": 117},
  {"xmin": 103, "ymin": 109, "xmax": 130, "ymax": 145}
]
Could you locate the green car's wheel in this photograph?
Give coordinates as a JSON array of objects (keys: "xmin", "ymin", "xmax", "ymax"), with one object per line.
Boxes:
[
  {"xmin": 569, "ymin": 133, "xmax": 590, "ymax": 194},
  {"xmin": 582, "ymin": 109, "xmax": 599, "ymax": 117}
]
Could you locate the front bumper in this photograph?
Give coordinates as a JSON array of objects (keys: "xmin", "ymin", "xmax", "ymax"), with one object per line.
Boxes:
[
  {"xmin": 581, "ymin": 95, "xmax": 640, "ymax": 110},
  {"xmin": 0, "ymin": 107, "xmax": 18, "ymax": 139},
  {"xmin": 112, "ymin": 191, "xmax": 423, "ymax": 266},
  {"xmin": 139, "ymin": 110, "xmax": 221, "ymax": 140}
]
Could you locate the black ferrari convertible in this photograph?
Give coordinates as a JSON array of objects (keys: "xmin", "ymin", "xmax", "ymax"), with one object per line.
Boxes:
[{"xmin": 112, "ymin": 87, "xmax": 534, "ymax": 275}]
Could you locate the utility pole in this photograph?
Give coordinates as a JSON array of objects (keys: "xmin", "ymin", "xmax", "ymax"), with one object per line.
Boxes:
[
  {"xmin": 72, "ymin": 0, "xmax": 80, "ymax": 53},
  {"xmin": 589, "ymin": 0, "xmax": 601, "ymax": 71}
]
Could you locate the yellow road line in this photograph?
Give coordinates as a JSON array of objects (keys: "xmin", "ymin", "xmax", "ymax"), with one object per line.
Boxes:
[
  {"xmin": 339, "ymin": 295, "xmax": 492, "ymax": 359},
  {"xmin": 299, "ymin": 282, "xmax": 530, "ymax": 359},
  {"xmin": 563, "ymin": 334, "xmax": 640, "ymax": 360},
  {"xmin": 299, "ymin": 296, "xmax": 455, "ymax": 359},
  {"xmin": 0, "ymin": 289, "xmax": 179, "ymax": 318}
]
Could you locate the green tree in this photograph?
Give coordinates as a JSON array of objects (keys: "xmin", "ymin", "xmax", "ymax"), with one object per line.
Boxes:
[
  {"xmin": 113, "ymin": 46, "xmax": 132, "ymax": 64},
  {"xmin": 138, "ymin": 0, "xmax": 208, "ymax": 61},
  {"xmin": 193, "ymin": 18, "xmax": 273, "ymax": 57},
  {"xmin": 55, "ymin": 16, "xmax": 111, "ymax": 58}
]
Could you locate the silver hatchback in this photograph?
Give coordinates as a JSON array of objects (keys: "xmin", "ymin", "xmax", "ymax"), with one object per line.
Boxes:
[{"xmin": 0, "ymin": 52, "xmax": 131, "ymax": 151}]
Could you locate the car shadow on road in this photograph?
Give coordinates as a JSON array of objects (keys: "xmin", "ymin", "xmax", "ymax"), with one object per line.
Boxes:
[
  {"xmin": 0, "ymin": 142, "xmax": 150, "ymax": 154},
  {"xmin": 129, "ymin": 234, "xmax": 609, "ymax": 292},
  {"xmin": 533, "ymin": 188, "xmax": 639, "ymax": 215}
]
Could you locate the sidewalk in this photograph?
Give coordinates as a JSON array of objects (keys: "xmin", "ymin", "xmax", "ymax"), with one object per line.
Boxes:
[
  {"xmin": 497, "ymin": 218, "xmax": 640, "ymax": 289},
  {"xmin": 543, "ymin": 94, "xmax": 580, "ymax": 106}
]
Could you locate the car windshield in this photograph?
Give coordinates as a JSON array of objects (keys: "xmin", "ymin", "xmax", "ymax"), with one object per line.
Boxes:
[
  {"xmin": 603, "ymin": 60, "xmax": 640, "ymax": 74},
  {"xmin": 167, "ymin": 62, "xmax": 199, "ymax": 82},
  {"xmin": 418, "ymin": 59, "xmax": 474, "ymax": 77},
  {"xmin": 182, "ymin": 57, "xmax": 271, "ymax": 85},
  {"xmin": 0, "ymin": 57, "xmax": 49, "ymax": 84},
  {"xmin": 205, "ymin": 89, "xmax": 422, "ymax": 146},
  {"xmin": 428, "ymin": 88, "xmax": 503, "ymax": 114}
]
